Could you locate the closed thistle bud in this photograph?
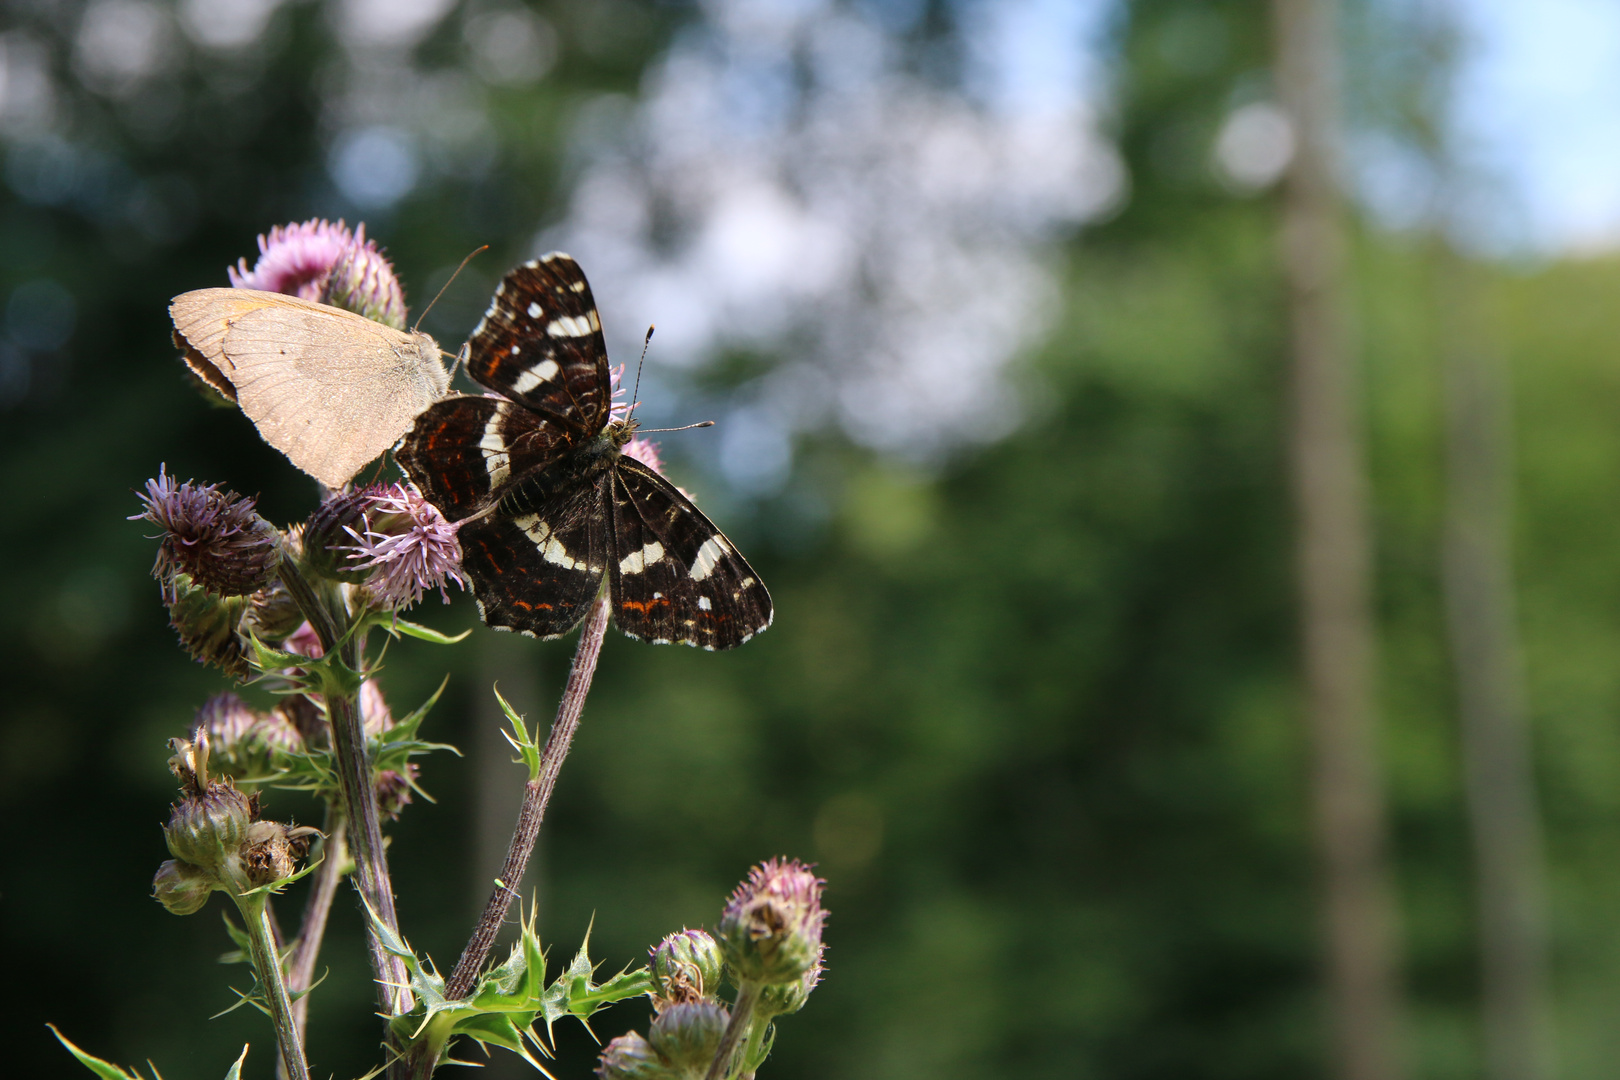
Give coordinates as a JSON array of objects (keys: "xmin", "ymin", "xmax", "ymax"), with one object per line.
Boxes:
[
  {"xmin": 651, "ymin": 928, "xmax": 724, "ymax": 1004},
  {"xmin": 757, "ymin": 945, "xmax": 824, "ymax": 1019},
  {"xmin": 303, "ymin": 489, "xmax": 377, "ymax": 582},
  {"xmin": 717, "ymin": 858, "xmax": 827, "ymax": 986},
  {"xmin": 133, "ymin": 470, "xmax": 282, "ymax": 597},
  {"xmin": 647, "ymin": 1002, "xmax": 729, "ymax": 1072},
  {"xmin": 164, "ymin": 774, "xmax": 254, "ymax": 878},
  {"xmin": 594, "ymin": 1031, "xmax": 676, "ymax": 1080},
  {"xmin": 242, "ymin": 576, "xmax": 305, "ymax": 641},
  {"xmin": 153, "ymin": 858, "xmax": 215, "ymax": 915},
  {"xmin": 166, "ymin": 575, "xmax": 251, "ymax": 679}
]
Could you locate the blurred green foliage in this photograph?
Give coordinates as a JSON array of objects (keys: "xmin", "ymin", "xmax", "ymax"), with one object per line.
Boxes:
[{"xmin": 7, "ymin": 3, "xmax": 1620, "ymax": 1080}]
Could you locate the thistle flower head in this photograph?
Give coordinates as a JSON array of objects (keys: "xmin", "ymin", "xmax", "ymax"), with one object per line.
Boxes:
[
  {"xmin": 717, "ymin": 858, "xmax": 827, "ymax": 986},
  {"xmin": 303, "ymin": 487, "xmax": 381, "ymax": 583},
  {"xmin": 133, "ymin": 468, "xmax": 281, "ymax": 598},
  {"xmin": 228, "ymin": 219, "xmax": 354, "ymax": 298},
  {"xmin": 227, "ymin": 220, "xmax": 407, "ymax": 327},
  {"xmin": 344, "ymin": 483, "xmax": 467, "ymax": 610},
  {"xmin": 324, "ymin": 230, "xmax": 408, "ymax": 329}
]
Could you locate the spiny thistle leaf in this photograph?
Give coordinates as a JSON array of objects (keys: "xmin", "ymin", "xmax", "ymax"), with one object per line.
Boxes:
[
  {"xmin": 380, "ymin": 617, "xmax": 472, "ymax": 645},
  {"xmin": 48, "ymin": 1027, "xmax": 153, "ymax": 1080},
  {"xmin": 365, "ymin": 901, "xmax": 652, "ymax": 1074}
]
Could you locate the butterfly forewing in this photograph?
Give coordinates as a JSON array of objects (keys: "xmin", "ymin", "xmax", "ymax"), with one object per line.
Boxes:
[
  {"xmin": 397, "ymin": 396, "xmax": 573, "ymax": 523},
  {"xmin": 609, "ymin": 458, "xmax": 772, "ymax": 650},
  {"xmin": 458, "ymin": 478, "xmax": 611, "ymax": 638},
  {"xmin": 466, "ymin": 255, "xmax": 610, "ymax": 431}
]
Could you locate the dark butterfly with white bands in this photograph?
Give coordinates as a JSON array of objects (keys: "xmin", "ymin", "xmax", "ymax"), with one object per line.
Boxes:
[{"xmin": 395, "ymin": 253, "xmax": 771, "ymax": 650}]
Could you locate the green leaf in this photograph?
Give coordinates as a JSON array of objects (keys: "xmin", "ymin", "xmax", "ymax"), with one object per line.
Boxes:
[
  {"xmin": 48, "ymin": 1026, "xmax": 146, "ymax": 1080},
  {"xmin": 384, "ymin": 617, "xmax": 472, "ymax": 645},
  {"xmin": 220, "ymin": 1045, "xmax": 250, "ymax": 1080},
  {"xmin": 493, "ymin": 685, "xmax": 542, "ymax": 780}
]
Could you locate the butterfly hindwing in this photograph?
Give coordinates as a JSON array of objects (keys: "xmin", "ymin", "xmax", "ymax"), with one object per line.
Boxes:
[
  {"xmin": 396, "ymin": 396, "xmax": 573, "ymax": 522},
  {"xmin": 465, "ymin": 254, "xmax": 610, "ymax": 432},
  {"xmin": 608, "ymin": 458, "xmax": 772, "ymax": 650},
  {"xmin": 458, "ymin": 477, "xmax": 610, "ymax": 638}
]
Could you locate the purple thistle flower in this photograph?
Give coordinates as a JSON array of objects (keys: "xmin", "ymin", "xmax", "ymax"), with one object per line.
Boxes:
[
  {"xmin": 344, "ymin": 483, "xmax": 467, "ymax": 611},
  {"xmin": 717, "ymin": 858, "xmax": 828, "ymax": 986},
  {"xmin": 227, "ymin": 219, "xmax": 407, "ymax": 329},
  {"xmin": 133, "ymin": 467, "xmax": 281, "ymax": 598},
  {"xmin": 227, "ymin": 219, "xmax": 354, "ymax": 298}
]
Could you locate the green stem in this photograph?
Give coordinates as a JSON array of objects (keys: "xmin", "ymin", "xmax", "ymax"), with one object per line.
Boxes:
[
  {"xmin": 278, "ymin": 560, "xmax": 412, "ymax": 1018},
  {"xmin": 705, "ymin": 983, "xmax": 763, "ymax": 1080},
  {"xmin": 236, "ymin": 892, "xmax": 311, "ymax": 1080}
]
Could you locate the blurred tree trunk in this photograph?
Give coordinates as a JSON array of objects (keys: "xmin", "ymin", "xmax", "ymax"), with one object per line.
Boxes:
[
  {"xmin": 1272, "ymin": 3, "xmax": 1405, "ymax": 1080},
  {"xmin": 1438, "ymin": 248, "xmax": 1554, "ymax": 1080}
]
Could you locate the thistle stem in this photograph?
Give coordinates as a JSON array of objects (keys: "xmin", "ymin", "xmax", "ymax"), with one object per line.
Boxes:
[
  {"xmin": 445, "ymin": 596, "xmax": 612, "ymax": 1000},
  {"xmin": 705, "ymin": 983, "xmax": 763, "ymax": 1080},
  {"xmin": 330, "ymin": 629, "xmax": 414, "ymax": 1015},
  {"xmin": 277, "ymin": 559, "xmax": 412, "ymax": 1016},
  {"xmin": 237, "ymin": 892, "xmax": 311, "ymax": 1080}
]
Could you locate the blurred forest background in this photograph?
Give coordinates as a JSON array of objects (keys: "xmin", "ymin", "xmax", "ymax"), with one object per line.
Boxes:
[{"xmin": 7, "ymin": 1, "xmax": 1620, "ymax": 1079}]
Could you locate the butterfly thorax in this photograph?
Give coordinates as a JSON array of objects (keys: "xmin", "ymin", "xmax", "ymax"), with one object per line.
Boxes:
[{"xmin": 492, "ymin": 420, "xmax": 635, "ymax": 519}]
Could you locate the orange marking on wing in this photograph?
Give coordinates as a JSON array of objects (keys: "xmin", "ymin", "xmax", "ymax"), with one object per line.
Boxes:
[{"xmin": 620, "ymin": 598, "xmax": 671, "ymax": 614}]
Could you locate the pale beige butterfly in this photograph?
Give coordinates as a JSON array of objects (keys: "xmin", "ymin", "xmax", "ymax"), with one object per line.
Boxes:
[{"xmin": 170, "ymin": 289, "xmax": 450, "ymax": 488}]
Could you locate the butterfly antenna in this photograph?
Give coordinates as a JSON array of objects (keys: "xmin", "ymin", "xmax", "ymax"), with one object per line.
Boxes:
[
  {"xmin": 638, "ymin": 420, "xmax": 715, "ymax": 433},
  {"xmin": 412, "ymin": 245, "xmax": 490, "ymax": 333},
  {"xmin": 627, "ymin": 325, "xmax": 653, "ymax": 419}
]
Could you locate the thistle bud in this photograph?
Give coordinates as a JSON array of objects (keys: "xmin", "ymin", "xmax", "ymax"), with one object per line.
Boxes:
[
  {"xmin": 243, "ymin": 577, "xmax": 305, "ymax": 641},
  {"xmin": 165, "ymin": 575, "xmax": 251, "ymax": 679},
  {"xmin": 163, "ymin": 772, "xmax": 253, "ymax": 877},
  {"xmin": 651, "ymin": 928, "xmax": 724, "ymax": 1004},
  {"xmin": 594, "ymin": 1031, "xmax": 676, "ymax": 1080},
  {"xmin": 302, "ymin": 489, "xmax": 377, "ymax": 582},
  {"xmin": 757, "ymin": 944, "xmax": 824, "ymax": 1019},
  {"xmin": 153, "ymin": 858, "xmax": 215, "ymax": 915},
  {"xmin": 133, "ymin": 470, "xmax": 282, "ymax": 597},
  {"xmin": 717, "ymin": 858, "xmax": 827, "ymax": 986},
  {"xmin": 647, "ymin": 1002, "xmax": 729, "ymax": 1072}
]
